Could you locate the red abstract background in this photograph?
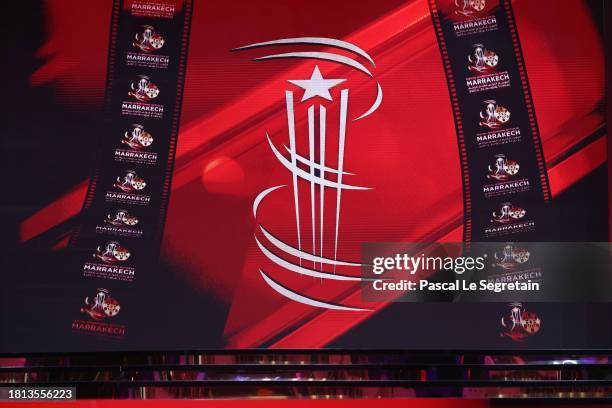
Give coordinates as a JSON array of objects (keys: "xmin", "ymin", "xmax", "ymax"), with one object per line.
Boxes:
[{"xmin": 3, "ymin": 0, "xmax": 607, "ymax": 350}]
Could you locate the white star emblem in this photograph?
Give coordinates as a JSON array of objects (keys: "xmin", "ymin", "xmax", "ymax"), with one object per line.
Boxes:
[{"xmin": 288, "ymin": 66, "xmax": 346, "ymax": 102}]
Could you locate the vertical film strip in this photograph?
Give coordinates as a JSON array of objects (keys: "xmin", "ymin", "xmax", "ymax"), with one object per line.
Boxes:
[
  {"xmin": 69, "ymin": 0, "xmax": 193, "ymax": 340},
  {"xmin": 428, "ymin": 0, "xmax": 554, "ymax": 243}
]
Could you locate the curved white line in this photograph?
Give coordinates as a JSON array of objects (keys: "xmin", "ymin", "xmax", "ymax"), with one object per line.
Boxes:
[
  {"xmin": 255, "ymin": 236, "xmax": 362, "ymax": 281},
  {"xmin": 267, "ymin": 134, "xmax": 370, "ymax": 191},
  {"xmin": 259, "ymin": 225, "xmax": 361, "ymax": 267},
  {"xmin": 260, "ymin": 269, "xmax": 370, "ymax": 312},
  {"xmin": 283, "ymin": 145, "xmax": 354, "ymax": 175},
  {"xmin": 253, "ymin": 185, "xmax": 285, "ymax": 218},
  {"xmin": 255, "ymin": 52, "xmax": 372, "ymax": 77},
  {"xmin": 233, "ymin": 37, "xmax": 375, "ymax": 67},
  {"xmin": 355, "ymin": 82, "xmax": 383, "ymax": 121}
]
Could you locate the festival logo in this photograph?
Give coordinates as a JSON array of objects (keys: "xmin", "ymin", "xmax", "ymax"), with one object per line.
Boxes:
[
  {"xmin": 133, "ymin": 25, "xmax": 165, "ymax": 53},
  {"xmin": 122, "ymin": 76, "xmax": 164, "ymax": 118},
  {"xmin": 128, "ymin": 26, "xmax": 170, "ymax": 69},
  {"xmin": 442, "ymin": 0, "xmax": 499, "ymax": 37},
  {"xmin": 487, "ymin": 243, "xmax": 541, "ymax": 288},
  {"xmin": 465, "ymin": 45, "xmax": 509, "ymax": 92},
  {"xmin": 479, "ymin": 100, "xmax": 510, "ymax": 129},
  {"xmin": 105, "ymin": 209, "xmax": 139, "ymax": 227},
  {"xmin": 500, "ymin": 302, "xmax": 541, "ymax": 341},
  {"xmin": 493, "ymin": 243, "xmax": 530, "ymax": 270},
  {"xmin": 96, "ymin": 209, "xmax": 143, "ymax": 238},
  {"xmin": 73, "ymin": 288, "xmax": 125, "ymax": 337},
  {"xmin": 236, "ymin": 37, "xmax": 383, "ymax": 312},
  {"xmin": 123, "ymin": 124, "xmax": 154, "ymax": 150},
  {"xmin": 116, "ymin": 125, "xmax": 157, "ymax": 165},
  {"xmin": 114, "ymin": 170, "xmax": 147, "ymax": 193},
  {"xmin": 128, "ymin": 75, "xmax": 160, "ymax": 102},
  {"xmin": 455, "ymin": 0, "xmax": 486, "ymax": 16},
  {"xmin": 491, "ymin": 202, "xmax": 526, "ymax": 224},
  {"xmin": 80, "ymin": 288, "xmax": 121, "ymax": 320},
  {"xmin": 486, "ymin": 202, "xmax": 534, "ymax": 237},
  {"xmin": 487, "ymin": 154, "xmax": 519, "ymax": 181},
  {"xmin": 93, "ymin": 241, "xmax": 131, "ymax": 264},
  {"xmin": 468, "ymin": 44, "xmax": 498, "ymax": 73}
]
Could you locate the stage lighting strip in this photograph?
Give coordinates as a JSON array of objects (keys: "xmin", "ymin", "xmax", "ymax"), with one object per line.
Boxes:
[
  {"xmin": 428, "ymin": 0, "xmax": 552, "ymax": 242},
  {"xmin": 68, "ymin": 0, "xmax": 193, "ymax": 339}
]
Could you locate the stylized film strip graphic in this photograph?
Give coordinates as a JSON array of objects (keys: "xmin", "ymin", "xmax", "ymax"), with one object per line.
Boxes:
[
  {"xmin": 428, "ymin": 0, "xmax": 553, "ymax": 242},
  {"xmin": 69, "ymin": 0, "xmax": 193, "ymax": 338}
]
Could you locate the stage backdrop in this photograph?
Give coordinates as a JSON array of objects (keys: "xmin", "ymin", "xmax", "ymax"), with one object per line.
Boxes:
[{"xmin": 0, "ymin": 0, "xmax": 610, "ymax": 352}]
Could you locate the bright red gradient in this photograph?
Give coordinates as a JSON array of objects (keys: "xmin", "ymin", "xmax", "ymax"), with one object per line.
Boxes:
[{"xmin": 20, "ymin": 0, "xmax": 606, "ymax": 348}]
